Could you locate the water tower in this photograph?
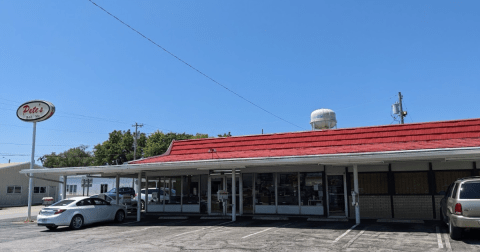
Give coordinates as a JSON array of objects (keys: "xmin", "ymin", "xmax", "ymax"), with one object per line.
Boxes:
[{"xmin": 310, "ymin": 108, "xmax": 337, "ymax": 130}]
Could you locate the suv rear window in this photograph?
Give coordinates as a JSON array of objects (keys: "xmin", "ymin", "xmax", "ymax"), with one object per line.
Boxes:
[{"xmin": 459, "ymin": 182, "xmax": 480, "ymax": 199}]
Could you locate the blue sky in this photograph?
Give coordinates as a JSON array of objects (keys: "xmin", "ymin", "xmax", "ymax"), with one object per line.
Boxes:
[{"xmin": 1, "ymin": 0, "xmax": 479, "ymax": 164}]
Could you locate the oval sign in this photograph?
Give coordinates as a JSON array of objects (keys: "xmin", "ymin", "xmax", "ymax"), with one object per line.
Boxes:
[{"xmin": 17, "ymin": 100, "xmax": 55, "ymax": 122}]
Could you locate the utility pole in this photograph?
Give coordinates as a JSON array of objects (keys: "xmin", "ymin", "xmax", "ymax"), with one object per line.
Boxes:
[
  {"xmin": 132, "ymin": 122, "xmax": 144, "ymax": 160},
  {"xmin": 398, "ymin": 92, "xmax": 407, "ymax": 124},
  {"xmin": 132, "ymin": 122, "xmax": 143, "ymax": 189}
]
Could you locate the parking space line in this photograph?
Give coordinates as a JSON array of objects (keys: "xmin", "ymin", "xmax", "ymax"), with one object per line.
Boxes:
[
  {"xmin": 342, "ymin": 229, "xmax": 366, "ymax": 249},
  {"xmin": 242, "ymin": 222, "xmax": 293, "ymax": 239},
  {"xmin": 443, "ymin": 233, "xmax": 452, "ymax": 251},
  {"xmin": 436, "ymin": 226, "xmax": 444, "ymax": 249},
  {"xmin": 170, "ymin": 221, "xmax": 234, "ymax": 237},
  {"xmin": 333, "ymin": 224, "xmax": 358, "ymax": 242}
]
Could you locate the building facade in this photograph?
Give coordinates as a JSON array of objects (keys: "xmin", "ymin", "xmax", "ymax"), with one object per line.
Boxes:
[
  {"xmin": 21, "ymin": 118, "xmax": 480, "ymax": 222},
  {"xmin": 1, "ymin": 162, "xmax": 59, "ymax": 207}
]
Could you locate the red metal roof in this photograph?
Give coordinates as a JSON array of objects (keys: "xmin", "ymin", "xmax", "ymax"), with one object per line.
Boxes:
[{"xmin": 130, "ymin": 118, "xmax": 480, "ymax": 164}]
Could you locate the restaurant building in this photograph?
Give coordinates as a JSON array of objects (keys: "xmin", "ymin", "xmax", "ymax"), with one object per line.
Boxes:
[{"xmin": 20, "ymin": 118, "xmax": 480, "ymax": 223}]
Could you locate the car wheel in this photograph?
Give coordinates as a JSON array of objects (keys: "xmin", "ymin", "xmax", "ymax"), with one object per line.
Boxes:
[
  {"xmin": 70, "ymin": 215, "xmax": 84, "ymax": 230},
  {"xmin": 46, "ymin": 225, "xmax": 58, "ymax": 230},
  {"xmin": 449, "ymin": 218, "xmax": 462, "ymax": 240},
  {"xmin": 115, "ymin": 210, "xmax": 125, "ymax": 223},
  {"xmin": 141, "ymin": 200, "xmax": 145, "ymax": 210}
]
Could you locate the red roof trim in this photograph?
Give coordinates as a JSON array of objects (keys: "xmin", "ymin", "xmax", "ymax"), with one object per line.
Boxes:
[{"xmin": 130, "ymin": 118, "xmax": 480, "ymax": 164}]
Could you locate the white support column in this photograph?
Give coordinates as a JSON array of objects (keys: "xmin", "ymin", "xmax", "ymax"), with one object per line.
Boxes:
[
  {"xmin": 145, "ymin": 175, "xmax": 149, "ymax": 213},
  {"xmin": 239, "ymin": 173, "xmax": 243, "ymax": 216},
  {"xmin": 63, "ymin": 175, "xmax": 67, "ymax": 200},
  {"xmin": 115, "ymin": 174, "xmax": 120, "ymax": 205},
  {"xmin": 232, "ymin": 168, "xmax": 236, "ymax": 221},
  {"xmin": 207, "ymin": 175, "xmax": 211, "ymax": 214},
  {"xmin": 137, "ymin": 172, "xmax": 142, "ymax": 222},
  {"xmin": 353, "ymin": 164, "xmax": 360, "ymax": 225}
]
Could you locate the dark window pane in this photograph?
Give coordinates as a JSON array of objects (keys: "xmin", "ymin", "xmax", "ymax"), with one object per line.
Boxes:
[
  {"xmin": 350, "ymin": 173, "xmax": 388, "ymax": 194},
  {"xmin": 435, "ymin": 171, "xmax": 471, "ymax": 194},
  {"xmin": 255, "ymin": 173, "xmax": 275, "ymax": 205},
  {"xmin": 277, "ymin": 173, "xmax": 299, "ymax": 205},
  {"xmin": 459, "ymin": 182, "xmax": 480, "ymax": 199},
  {"xmin": 14, "ymin": 186, "xmax": 21, "ymax": 193},
  {"xmin": 452, "ymin": 183, "xmax": 460, "ymax": 199},
  {"xmin": 7, "ymin": 186, "xmax": 14, "ymax": 193},
  {"xmin": 53, "ymin": 200, "xmax": 75, "ymax": 206},
  {"xmin": 34, "ymin": 187, "xmax": 40, "ymax": 193},
  {"xmin": 394, "ymin": 172, "xmax": 429, "ymax": 194}
]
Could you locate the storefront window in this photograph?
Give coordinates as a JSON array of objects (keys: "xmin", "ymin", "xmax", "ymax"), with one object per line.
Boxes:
[
  {"xmin": 242, "ymin": 174, "xmax": 254, "ymax": 214},
  {"xmin": 165, "ymin": 176, "xmax": 181, "ymax": 204},
  {"xmin": 394, "ymin": 172, "xmax": 429, "ymax": 194},
  {"xmin": 435, "ymin": 171, "xmax": 471, "ymax": 194},
  {"xmin": 255, "ymin": 173, "xmax": 275, "ymax": 205},
  {"xmin": 300, "ymin": 173, "xmax": 323, "ymax": 206},
  {"xmin": 182, "ymin": 175, "xmax": 200, "ymax": 204},
  {"xmin": 277, "ymin": 173, "xmax": 298, "ymax": 205},
  {"xmin": 349, "ymin": 173, "xmax": 388, "ymax": 195},
  {"xmin": 200, "ymin": 175, "xmax": 208, "ymax": 213}
]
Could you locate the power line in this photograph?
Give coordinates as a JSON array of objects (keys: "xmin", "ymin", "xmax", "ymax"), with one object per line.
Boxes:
[{"xmin": 87, "ymin": 0, "xmax": 304, "ymax": 130}]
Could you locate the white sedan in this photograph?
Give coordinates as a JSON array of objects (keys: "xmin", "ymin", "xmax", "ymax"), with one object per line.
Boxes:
[{"xmin": 37, "ymin": 197, "xmax": 127, "ymax": 230}]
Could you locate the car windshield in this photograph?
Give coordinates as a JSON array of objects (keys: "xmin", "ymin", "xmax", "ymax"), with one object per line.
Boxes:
[
  {"xmin": 51, "ymin": 200, "xmax": 75, "ymax": 206},
  {"xmin": 107, "ymin": 188, "xmax": 116, "ymax": 193},
  {"xmin": 459, "ymin": 182, "xmax": 480, "ymax": 199}
]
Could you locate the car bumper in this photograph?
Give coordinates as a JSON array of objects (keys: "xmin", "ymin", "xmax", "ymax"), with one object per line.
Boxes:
[
  {"xmin": 37, "ymin": 214, "xmax": 71, "ymax": 226},
  {"xmin": 451, "ymin": 215, "xmax": 480, "ymax": 228}
]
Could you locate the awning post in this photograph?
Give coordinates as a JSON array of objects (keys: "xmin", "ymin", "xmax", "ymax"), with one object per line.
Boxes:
[
  {"xmin": 115, "ymin": 174, "xmax": 120, "ymax": 205},
  {"xmin": 63, "ymin": 175, "xmax": 67, "ymax": 200},
  {"xmin": 353, "ymin": 164, "xmax": 360, "ymax": 224},
  {"xmin": 232, "ymin": 168, "xmax": 236, "ymax": 221},
  {"xmin": 137, "ymin": 172, "xmax": 142, "ymax": 222}
]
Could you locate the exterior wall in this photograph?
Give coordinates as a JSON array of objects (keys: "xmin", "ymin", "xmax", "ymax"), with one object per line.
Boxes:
[
  {"xmin": 63, "ymin": 176, "xmax": 135, "ymax": 197},
  {"xmin": 393, "ymin": 196, "xmax": 433, "ymax": 219},
  {"xmin": 348, "ymin": 195, "xmax": 391, "ymax": 219},
  {"xmin": 0, "ymin": 163, "xmax": 59, "ymax": 207}
]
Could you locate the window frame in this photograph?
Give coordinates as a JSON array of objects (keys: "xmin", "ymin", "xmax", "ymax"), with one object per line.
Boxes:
[
  {"xmin": 34, "ymin": 186, "xmax": 47, "ymax": 194},
  {"xmin": 7, "ymin": 186, "xmax": 22, "ymax": 194}
]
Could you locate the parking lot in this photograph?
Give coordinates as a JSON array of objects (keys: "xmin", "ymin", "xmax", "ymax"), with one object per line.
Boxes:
[{"xmin": 1, "ymin": 215, "xmax": 480, "ymax": 252}]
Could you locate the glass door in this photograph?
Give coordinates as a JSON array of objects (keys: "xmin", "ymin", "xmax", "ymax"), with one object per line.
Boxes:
[
  {"xmin": 327, "ymin": 175, "xmax": 346, "ymax": 216},
  {"xmin": 210, "ymin": 177, "xmax": 224, "ymax": 214},
  {"xmin": 226, "ymin": 175, "xmax": 240, "ymax": 215}
]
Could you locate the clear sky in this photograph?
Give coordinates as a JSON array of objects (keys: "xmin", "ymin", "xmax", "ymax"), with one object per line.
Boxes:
[{"xmin": 1, "ymin": 0, "xmax": 479, "ymax": 164}]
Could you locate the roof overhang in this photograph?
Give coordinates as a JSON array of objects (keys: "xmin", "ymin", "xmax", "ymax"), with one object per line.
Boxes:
[{"xmin": 19, "ymin": 146, "xmax": 480, "ymax": 177}]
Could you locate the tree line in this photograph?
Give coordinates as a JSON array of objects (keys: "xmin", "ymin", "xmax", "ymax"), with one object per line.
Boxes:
[{"xmin": 39, "ymin": 130, "xmax": 231, "ymax": 168}]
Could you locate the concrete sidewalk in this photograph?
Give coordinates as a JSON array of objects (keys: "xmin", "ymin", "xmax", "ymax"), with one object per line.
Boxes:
[{"xmin": 0, "ymin": 205, "xmax": 44, "ymax": 221}]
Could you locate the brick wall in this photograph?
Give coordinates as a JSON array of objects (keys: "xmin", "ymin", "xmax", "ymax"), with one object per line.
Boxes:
[
  {"xmin": 348, "ymin": 195, "xmax": 391, "ymax": 219},
  {"xmin": 393, "ymin": 195, "xmax": 433, "ymax": 219}
]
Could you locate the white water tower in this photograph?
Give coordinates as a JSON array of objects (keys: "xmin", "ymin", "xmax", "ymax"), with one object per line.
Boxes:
[{"xmin": 310, "ymin": 108, "xmax": 337, "ymax": 130}]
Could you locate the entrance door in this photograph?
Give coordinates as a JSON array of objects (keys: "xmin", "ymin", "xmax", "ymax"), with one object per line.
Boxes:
[
  {"xmin": 226, "ymin": 175, "xmax": 240, "ymax": 215},
  {"xmin": 210, "ymin": 177, "xmax": 224, "ymax": 214},
  {"xmin": 327, "ymin": 175, "xmax": 347, "ymax": 217}
]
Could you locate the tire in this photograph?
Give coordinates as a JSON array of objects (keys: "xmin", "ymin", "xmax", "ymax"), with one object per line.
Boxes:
[
  {"xmin": 141, "ymin": 200, "xmax": 145, "ymax": 210},
  {"xmin": 115, "ymin": 210, "xmax": 126, "ymax": 223},
  {"xmin": 46, "ymin": 225, "xmax": 58, "ymax": 230},
  {"xmin": 449, "ymin": 218, "xmax": 463, "ymax": 240},
  {"xmin": 70, "ymin": 215, "xmax": 84, "ymax": 230}
]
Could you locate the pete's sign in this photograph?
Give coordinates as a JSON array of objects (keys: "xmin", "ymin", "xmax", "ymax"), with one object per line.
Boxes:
[{"xmin": 17, "ymin": 100, "xmax": 55, "ymax": 122}]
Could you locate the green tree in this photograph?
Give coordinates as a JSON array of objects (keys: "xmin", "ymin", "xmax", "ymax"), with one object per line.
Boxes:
[
  {"xmin": 38, "ymin": 145, "xmax": 95, "ymax": 168},
  {"xmin": 143, "ymin": 131, "xmax": 210, "ymax": 157},
  {"xmin": 93, "ymin": 130, "xmax": 147, "ymax": 165},
  {"xmin": 218, "ymin": 132, "xmax": 232, "ymax": 137}
]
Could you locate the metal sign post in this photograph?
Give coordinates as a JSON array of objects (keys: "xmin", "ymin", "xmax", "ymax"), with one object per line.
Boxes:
[
  {"xmin": 26, "ymin": 122, "xmax": 36, "ymax": 221},
  {"xmin": 17, "ymin": 100, "xmax": 55, "ymax": 222}
]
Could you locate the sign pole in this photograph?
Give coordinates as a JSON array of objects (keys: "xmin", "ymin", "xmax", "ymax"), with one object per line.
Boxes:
[{"xmin": 26, "ymin": 121, "xmax": 37, "ymax": 222}]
